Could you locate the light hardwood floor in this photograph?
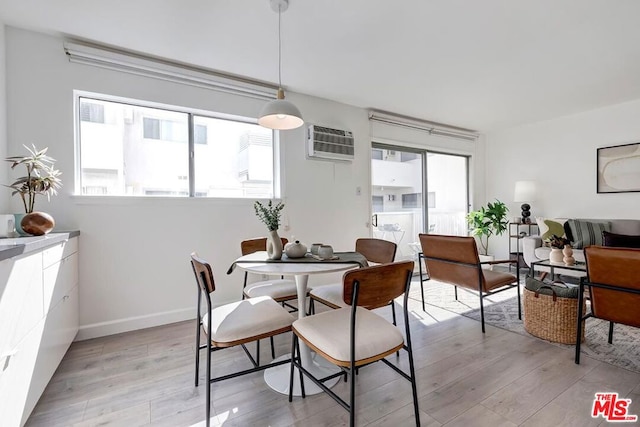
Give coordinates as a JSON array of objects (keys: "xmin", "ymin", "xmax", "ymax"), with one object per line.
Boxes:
[{"xmin": 27, "ymin": 284, "xmax": 640, "ymax": 426}]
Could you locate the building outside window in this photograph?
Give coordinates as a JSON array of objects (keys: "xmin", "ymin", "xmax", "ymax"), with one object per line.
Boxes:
[{"xmin": 77, "ymin": 95, "xmax": 275, "ymax": 198}]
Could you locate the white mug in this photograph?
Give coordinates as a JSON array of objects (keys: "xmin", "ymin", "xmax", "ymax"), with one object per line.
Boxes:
[
  {"xmin": 317, "ymin": 245, "xmax": 333, "ymax": 259},
  {"xmin": 310, "ymin": 243, "xmax": 323, "ymax": 255},
  {"xmin": 0, "ymin": 214, "xmax": 15, "ymax": 238}
]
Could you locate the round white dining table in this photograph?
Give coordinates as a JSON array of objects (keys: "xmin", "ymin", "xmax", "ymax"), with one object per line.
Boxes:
[{"xmin": 233, "ymin": 251, "xmax": 358, "ymax": 396}]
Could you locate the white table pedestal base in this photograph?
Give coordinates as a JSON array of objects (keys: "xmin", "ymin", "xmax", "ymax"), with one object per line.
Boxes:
[{"xmin": 264, "ymin": 353, "xmax": 341, "ymax": 396}]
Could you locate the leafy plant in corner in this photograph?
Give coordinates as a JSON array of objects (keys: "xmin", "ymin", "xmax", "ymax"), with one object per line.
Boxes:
[
  {"xmin": 466, "ymin": 200, "xmax": 509, "ymax": 256},
  {"xmin": 254, "ymin": 200, "xmax": 285, "ymax": 231},
  {"xmin": 5, "ymin": 144, "xmax": 62, "ymax": 213}
]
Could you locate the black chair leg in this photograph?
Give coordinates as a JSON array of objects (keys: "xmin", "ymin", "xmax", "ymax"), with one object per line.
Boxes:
[
  {"xmin": 454, "ymin": 285, "xmax": 458, "ymax": 301},
  {"xmin": 390, "ymin": 301, "xmax": 400, "ymax": 357},
  {"xmin": 407, "ymin": 339, "xmax": 420, "ymax": 425},
  {"xmin": 205, "ymin": 341, "xmax": 211, "ymax": 427},
  {"xmin": 479, "ymin": 293, "xmax": 486, "ymax": 333},
  {"xmin": 270, "ymin": 336, "xmax": 276, "ymax": 359},
  {"xmin": 608, "ymin": 321, "xmax": 614, "ymax": 344},
  {"xmin": 288, "ymin": 335, "xmax": 297, "ymax": 402},
  {"xmin": 575, "ymin": 282, "xmax": 586, "ymax": 364},
  {"xmin": 391, "ymin": 301, "xmax": 397, "ymax": 326},
  {"xmin": 297, "ymin": 338, "xmax": 305, "ymax": 398},
  {"xmin": 349, "ymin": 361, "xmax": 356, "ymax": 427},
  {"xmin": 195, "ymin": 321, "xmax": 201, "ymax": 387},
  {"xmin": 516, "ymin": 279, "xmax": 522, "ymax": 320},
  {"xmin": 309, "ymin": 298, "xmax": 315, "ymax": 315}
]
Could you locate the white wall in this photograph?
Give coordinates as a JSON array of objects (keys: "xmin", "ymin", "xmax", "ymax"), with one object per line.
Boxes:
[
  {"xmin": 4, "ymin": 26, "xmax": 491, "ymax": 339},
  {"xmin": 2, "ymin": 26, "xmax": 389, "ymax": 339},
  {"xmin": 487, "ymin": 100, "xmax": 640, "ymax": 259},
  {"xmin": 0, "ymin": 24, "xmax": 8, "ymax": 213}
]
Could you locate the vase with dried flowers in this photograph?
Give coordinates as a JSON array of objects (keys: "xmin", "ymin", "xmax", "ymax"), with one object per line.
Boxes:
[
  {"xmin": 254, "ymin": 200, "xmax": 285, "ymax": 260},
  {"xmin": 546, "ymin": 234, "xmax": 570, "ymax": 263},
  {"xmin": 5, "ymin": 145, "xmax": 62, "ymax": 236}
]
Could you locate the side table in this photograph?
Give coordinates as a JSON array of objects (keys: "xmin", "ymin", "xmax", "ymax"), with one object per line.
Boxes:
[
  {"xmin": 530, "ymin": 259, "xmax": 587, "ymax": 281},
  {"xmin": 509, "ymin": 222, "xmax": 538, "ymax": 271}
]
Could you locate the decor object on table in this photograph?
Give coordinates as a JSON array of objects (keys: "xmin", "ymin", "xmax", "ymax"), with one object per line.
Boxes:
[
  {"xmin": 597, "ymin": 142, "xmax": 640, "ymax": 193},
  {"xmin": 5, "ymin": 144, "xmax": 62, "ymax": 236},
  {"xmin": 549, "ymin": 248, "xmax": 563, "ymax": 263},
  {"xmin": 562, "ymin": 245, "xmax": 576, "ymax": 266},
  {"xmin": 257, "ymin": 0, "xmax": 303, "ymax": 130},
  {"xmin": 284, "ymin": 240, "xmax": 307, "ymax": 258},
  {"xmin": 309, "ymin": 243, "xmax": 323, "ymax": 255},
  {"xmin": 317, "ymin": 245, "xmax": 334, "ymax": 260},
  {"xmin": 254, "ymin": 200, "xmax": 285, "ymax": 260},
  {"xmin": 514, "ymin": 180, "xmax": 536, "ymax": 224},
  {"xmin": 465, "ymin": 199, "xmax": 509, "ymax": 257},
  {"xmin": 546, "ymin": 234, "xmax": 569, "ymax": 263}
]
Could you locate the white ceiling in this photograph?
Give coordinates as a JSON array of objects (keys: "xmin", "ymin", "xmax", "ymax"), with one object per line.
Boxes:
[{"xmin": 2, "ymin": 0, "xmax": 640, "ymax": 132}]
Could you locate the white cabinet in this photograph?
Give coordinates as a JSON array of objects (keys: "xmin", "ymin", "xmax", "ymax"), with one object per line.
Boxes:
[
  {"xmin": 0, "ymin": 252, "xmax": 44, "ymax": 360},
  {"xmin": 0, "ymin": 235, "xmax": 79, "ymax": 426},
  {"xmin": 0, "ymin": 318, "xmax": 46, "ymax": 427}
]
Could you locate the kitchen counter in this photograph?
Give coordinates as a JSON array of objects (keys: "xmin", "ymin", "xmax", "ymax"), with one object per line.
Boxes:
[{"xmin": 0, "ymin": 231, "xmax": 80, "ymax": 261}]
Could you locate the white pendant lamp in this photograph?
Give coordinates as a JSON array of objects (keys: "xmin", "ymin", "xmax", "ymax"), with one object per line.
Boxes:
[{"xmin": 258, "ymin": 0, "xmax": 304, "ymax": 130}]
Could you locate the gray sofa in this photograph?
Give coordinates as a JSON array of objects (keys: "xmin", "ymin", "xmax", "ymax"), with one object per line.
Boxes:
[{"xmin": 522, "ymin": 219, "xmax": 640, "ymax": 276}]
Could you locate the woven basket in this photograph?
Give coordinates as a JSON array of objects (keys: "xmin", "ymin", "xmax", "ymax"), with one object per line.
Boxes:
[{"xmin": 523, "ymin": 286, "xmax": 585, "ymax": 344}]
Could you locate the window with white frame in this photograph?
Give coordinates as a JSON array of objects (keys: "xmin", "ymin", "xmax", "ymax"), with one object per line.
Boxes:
[{"xmin": 77, "ymin": 95, "xmax": 276, "ymax": 197}]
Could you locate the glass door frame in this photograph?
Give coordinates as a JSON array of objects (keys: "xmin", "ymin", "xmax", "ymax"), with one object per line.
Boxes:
[
  {"xmin": 371, "ymin": 142, "xmax": 471, "ymax": 236},
  {"xmin": 425, "ymin": 149, "xmax": 471, "ymax": 236},
  {"xmin": 371, "ymin": 142, "xmax": 428, "ymax": 234}
]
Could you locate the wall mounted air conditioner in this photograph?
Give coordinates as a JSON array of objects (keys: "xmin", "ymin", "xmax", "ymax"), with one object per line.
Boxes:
[{"xmin": 307, "ymin": 125, "xmax": 354, "ymax": 162}]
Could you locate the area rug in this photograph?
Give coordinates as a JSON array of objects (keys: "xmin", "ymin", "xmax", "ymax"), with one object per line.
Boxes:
[{"xmin": 408, "ymin": 278, "xmax": 640, "ymax": 373}]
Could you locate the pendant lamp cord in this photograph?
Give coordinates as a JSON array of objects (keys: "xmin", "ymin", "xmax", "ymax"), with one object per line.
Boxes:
[{"xmin": 278, "ymin": 5, "xmax": 282, "ymax": 88}]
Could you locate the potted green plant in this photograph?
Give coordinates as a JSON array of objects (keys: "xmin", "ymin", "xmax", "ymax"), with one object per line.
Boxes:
[
  {"xmin": 5, "ymin": 144, "xmax": 62, "ymax": 236},
  {"xmin": 466, "ymin": 200, "xmax": 509, "ymax": 258},
  {"xmin": 254, "ymin": 200, "xmax": 285, "ymax": 260}
]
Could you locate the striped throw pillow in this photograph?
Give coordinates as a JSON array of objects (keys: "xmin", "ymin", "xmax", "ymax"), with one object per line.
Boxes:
[{"xmin": 567, "ymin": 219, "xmax": 611, "ymax": 249}]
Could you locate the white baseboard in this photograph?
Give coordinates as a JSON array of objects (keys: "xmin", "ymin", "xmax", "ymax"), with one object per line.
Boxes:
[{"xmin": 76, "ymin": 307, "xmax": 194, "ymax": 341}]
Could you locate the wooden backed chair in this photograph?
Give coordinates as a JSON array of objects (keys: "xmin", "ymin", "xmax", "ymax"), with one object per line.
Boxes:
[
  {"xmin": 576, "ymin": 246, "xmax": 640, "ymax": 364},
  {"xmin": 419, "ymin": 234, "xmax": 521, "ymax": 332},
  {"xmin": 308, "ymin": 238, "xmax": 397, "ymax": 316},
  {"xmin": 191, "ymin": 253, "xmax": 295, "ymax": 426},
  {"xmin": 289, "ymin": 261, "xmax": 419, "ymax": 427},
  {"xmin": 241, "ymin": 237, "xmax": 298, "ymax": 308}
]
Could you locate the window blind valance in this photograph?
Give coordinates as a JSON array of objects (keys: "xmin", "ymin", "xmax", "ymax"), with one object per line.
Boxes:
[{"xmin": 64, "ymin": 41, "xmax": 278, "ymax": 101}]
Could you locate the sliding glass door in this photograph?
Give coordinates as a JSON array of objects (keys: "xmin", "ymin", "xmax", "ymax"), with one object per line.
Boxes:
[
  {"xmin": 371, "ymin": 144, "xmax": 469, "ymax": 261},
  {"xmin": 426, "ymin": 152, "xmax": 469, "ymax": 236}
]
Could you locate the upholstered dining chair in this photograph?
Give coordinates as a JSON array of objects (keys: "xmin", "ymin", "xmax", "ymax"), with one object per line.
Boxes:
[
  {"xmin": 190, "ymin": 253, "xmax": 294, "ymax": 427},
  {"xmin": 289, "ymin": 261, "xmax": 420, "ymax": 427},
  {"xmin": 575, "ymin": 246, "xmax": 640, "ymax": 364},
  {"xmin": 308, "ymin": 238, "xmax": 397, "ymax": 317},
  {"xmin": 419, "ymin": 234, "xmax": 521, "ymax": 333},
  {"xmin": 241, "ymin": 237, "xmax": 298, "ymax": 309},
  {"xmin": 241, "ymin": 237, "xmax": 298, "ymax": 359}
]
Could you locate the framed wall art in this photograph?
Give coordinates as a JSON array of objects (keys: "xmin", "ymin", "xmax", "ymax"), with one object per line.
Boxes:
[{"xmin": 597, "ymin": 142, "xmax": 640, "ymax": 193}]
